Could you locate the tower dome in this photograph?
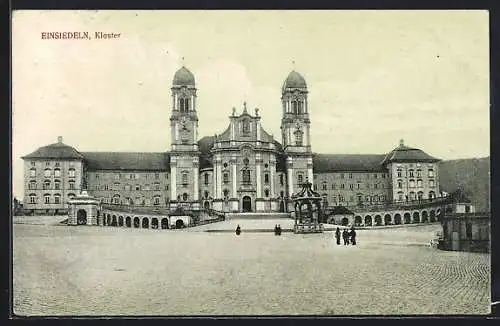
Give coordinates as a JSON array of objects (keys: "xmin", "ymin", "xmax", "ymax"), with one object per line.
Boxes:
[
  {"xmin": 173, "ymin": 66, "xmax": 195, "ymax": 87},
  {"xmin": 283, "ymin": 70, "xmax": 307, "ymax": 91}
]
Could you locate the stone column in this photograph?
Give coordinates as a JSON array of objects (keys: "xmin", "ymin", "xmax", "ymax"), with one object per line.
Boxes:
[
  {"xmin": 232, "ymin": 157, "xmax": 237, "ymax": 198},
  {"xmin": 256, "ymin": 153, "xmax": 262, "ymax": 197},
  {"xmin": 270, "ymin": 159, "xmax": 276, "ymax": 198},
  {"xmin": 174, "ymin": 93, "xmax": 178, "ymax": 110},
  {"xmin": 215, "ymin": 155, "xmax": 222, "ymax": 198},
  {"xmin": 191, "ymin": 95, "xmax": 194, "ymax": 110},
  {"xmin": 287, "ymin": 157, "xmax": 294, "ymax": 197},
  {"xmin": 193, "ymin": 158, "xmax": 199, "ymax": 201},
  {"xmin": 212, "ymin": 162, "xmax": 218, "ymax": 199},
  {"xmin": 307, "ymin": 158, "xmax": 314, "ymax": 186},
  {"xmin": 171, "ymin": 159, "xmax": 177, "ymax": 200}
]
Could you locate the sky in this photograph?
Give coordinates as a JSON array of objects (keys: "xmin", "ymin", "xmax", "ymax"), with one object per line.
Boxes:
[{"xmin": 11, "ymin": 10, "xmax": 489, "ymax": 199}]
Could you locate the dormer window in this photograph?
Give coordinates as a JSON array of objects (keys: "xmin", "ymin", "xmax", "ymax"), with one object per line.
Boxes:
[{"xmin": 242, "ymin": 119, "xmax": 250, "ymax": 134}]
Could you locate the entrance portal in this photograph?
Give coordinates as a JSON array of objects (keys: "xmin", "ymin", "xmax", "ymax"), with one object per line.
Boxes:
[
  {"xmin": 77, "ymin": 209, "xmax": 87, "ymax": 225},
  {"xmin": 279, "ymin": 201, "xmax": 285, "ymax": 212},
  {"xmin": 242, "ymin": 196, "xmax": 252, "ymax": 212},
  {"xmin": 175, "ymin": 219, "xmax": 185, "ymax": 228}
]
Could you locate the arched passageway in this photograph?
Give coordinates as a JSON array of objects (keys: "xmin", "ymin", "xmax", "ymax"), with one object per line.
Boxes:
[
  {"xmin": 421, "ymin": 211, "xmax": 428, "ymax": 223},
  {"xmin": 204, "ymin": 201, "xmax": 210, "ymax": 210},
  {"xmin": 142, "ymin": 218, "xmax": 149, "ymax": 228},
  {"xmin": 374, "ymin": 215, "xmax": 382, "ymax": 226},
  {"xmin": 112, "ymin": 215, "xmax": 117, "ymax": 226},
  {"xmin": 175, "ymin": 219, "xmax": 185, "ymax": 228},
  {"xmin": 126, "ymin": 216, "xmax": 131, "ymax": 227},
  {"xmin": 151, "ymin": 218, "xmax": 159, "ymax": 229},
  {"xmin": 107, "ymin": 215, "xmax": 111, "ymax": 226},
  {"xmin": 413, "ymin": 212, "xmax": 420, "ymax": 223},
  {"xmin": 365, "ymin": 215, "xmax": 372, "ymax": 226},
  {"xmin": 242, "ymin": 196, "xmax": 252, "ymax": 212},
  {"xmin": 161, "ymin": 218, "xmax": 169, "ymax": 229},
  {"xmin": 430, "ymin": 210, "xmax": 436, "ymax": 222},
  {"xmin": 384, "ymin": 214, "xmax": 392, "ymax": 225},
  {"xmin": 133, "ymin": 217, "xmax": 140, "ymax": 228},
  {"xmin": 77, "ymin": 209, "xmax": 87, "ymax": 225},
  {"xmin": 404, "ymin": 213, "xmax": 411, "ymax": 224},
  {"xmin": 354, "ymin": 215, "xmax": 362, "ymax": 226},
  {"xmin": 118, "ymin": 216, "xmax": 124, "ymax": 227},
  {"xmin": 394, "ymin": 214, "xmax": 402, "ymax": 225},
  {"xmin": 341, "ymin": 217, "xmax": 349, "ymax": 226}
]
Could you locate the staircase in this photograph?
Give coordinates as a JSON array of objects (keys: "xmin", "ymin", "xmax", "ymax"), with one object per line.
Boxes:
[{"xmin": 225, "ymin": 212, "xmax": 291, "ymax": 220}]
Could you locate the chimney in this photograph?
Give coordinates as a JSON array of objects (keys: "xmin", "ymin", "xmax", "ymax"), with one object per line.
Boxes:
[{"xmin": 57, "ymin": 136, "xmax": 63, "ymax": 143}]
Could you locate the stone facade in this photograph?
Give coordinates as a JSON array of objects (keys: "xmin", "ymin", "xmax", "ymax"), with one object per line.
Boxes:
[{"xmin": 21, "ymin": 67, "xmax": 442, "ymax": 215}]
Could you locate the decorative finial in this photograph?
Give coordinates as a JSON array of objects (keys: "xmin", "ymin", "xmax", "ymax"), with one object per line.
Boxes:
[
  {"xmin": 255, "ymin": 108, "xmax": 259, "ymax": 116},
  {"xmin": 243, "ymin": 101, "xmax": 247, "ymax": 113},
  {"xmin": 292, "ymin": 60, "xmax": 295, "ymax": 68},
  {"xmin": 181, "ymin": 56, "xmax": 185, "ymax": 65},
  {"xmin": 57, "ymin": 136, "xmax": 63, "ymax": 143},
  {"xmin": 399, "ymin": 139, "xmax": 404, "ymax": 147}
]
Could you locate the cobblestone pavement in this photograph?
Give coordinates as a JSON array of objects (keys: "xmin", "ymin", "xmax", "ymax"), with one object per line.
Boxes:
[{"xmin": 13, "ymin": 224, "xmax": 490, "ymax": 316}]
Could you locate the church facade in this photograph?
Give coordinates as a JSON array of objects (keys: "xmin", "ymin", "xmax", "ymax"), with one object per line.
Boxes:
[{"xmin": 21, "ymin": 66, "xmax": 442, "ymax": 215}]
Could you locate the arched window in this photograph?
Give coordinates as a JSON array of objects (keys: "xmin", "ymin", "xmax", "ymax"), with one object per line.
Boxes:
[
  {"xmin": 204, "ymin": 191, "xmax": 209, "ymax": 199},
  {"xmin": 68, "ymin": 168, "xmax": 76, "ymax": 178},
  {"xmin": 154, "ymin": 183, "xmax": 160, "ymax": 191},
  {"xmin": 43, "ymin": 180, "xmax": 51, "ymax": 190},
  {"xmin": 297, "ymin": 101, "xmax": 303, "ymax": 114},
  {"xmin": 416, "ymin": 169, "xmax": 422, "ymax": 177},
  {"xmin": 28, "ymin": 180, "xmax": 36, "ymax": 190},
  {"xmin": 292, "ymin": 101, "xmax": 298, "ymax": 114},
  {"xmin": 179, "ymin": 98, "xmax": 189, "ymax": 112},
  {"xmin": 29, "ymin": 168, "xmax": 36, "ymax": 177},
  {"xmin": 429, "ymin": 191, "xmax": 436, "ymax": 199},
  {"xmin": 409, "ymin": 169, "xmax": 414, "ymax": 177},
  {"xmin": 242, "ymin": 169, "xmax": 250, "ymax": 184},
  {"xmin": 428, "ymin": 169, "xmax": 435, "ymax": 177},
  {"xmin": 68, "ymin": 180, "xmax": 75, "ymax": 190},
  {"xmin": 409, "ymin": 192, "xmax": 416, "ymax": 201},
  {"xmin": 397, "ymin": 179, "xmax": 403, "ymax": 188},
  {"xmin": 153, "ymin": 196, "xmax": 161, "ymax": 205},
  {"xmin": 429, "ymin": 179, "xmax": 435, "ymax": 187},
  {"xmin": 409, "ymin": 179, "xmax": 415, "ymax": 188},
  {"xmin": 44, "ymin": 194, "xmax": 50, "ymax": 204},
  {"xmin": 29, "ymin": 193, "xmax": 37, "ymax": 203},
  {"xmin": 54, "ymin": 194, "xmax": 61, "ymax": 204},
  {"xmin": 44, "ymin": 168, "xmax": 51, "ymax": 177},
  {"xmin": 294, "ymin": 129, "xmax": 303, "ymax": 146},
  {"xmin": 417, "ymin": 179, "xmax": 423, "ymax": 188},
  {"xmin": 223, "ymin": 172, "xmax": 229, "ymax": 184},
  {"xmin": 112, "ymin": 194, "xmax": 120, "ymax": 204},
  {"xmin": 182, "ymin": 193, "xmax": 188, "ymax": 201},
  {"xmin": 264, "ymin": 173, "xmax": 269, "ymax": 184},
  {"xmin": 264, "ymin": 189, "xmax": 270, "ymax": 197},
  {"xmin": 54, "ymin": 180, "xmax": 61, "ymax": 190},
  {"xmin": 397, "ymin": 191, "xmax": 404, "ymax": 201},
  {"xmin": 396, "ymin": 168, "xmax": 402, "ymax": 178},
  {"xmin": 204, "ymin": 173, "xmax": 209, "ymax": 185}
]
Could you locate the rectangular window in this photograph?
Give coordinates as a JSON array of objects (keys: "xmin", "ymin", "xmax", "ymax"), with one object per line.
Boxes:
[
  {"xmin": 242, "ymin": 170, "xmax": 251, "ymax": 184},
  {"xmin": 349, "ymin": 184, "xmax": 353, "ymax": 190},
  {"xmin": 322, "ymin": 183, "xmax": 327, "ymax": 190},
  {"xmin": 30, "ymin": 195, "xmax": 36, "ymax": 203},
  {"xmin": 154, "ymin": 197, "xmax": 160, "ymax": 205},
  {"xmin": 69, "ymin": 182, "xmax": 75, "ymax": 190},
  {"xmin": 428, "ymin": 169, "xmax": 435, "ymax": 177},
  {"xmin": 331, "ymin": 184, "xmax": 336, "ymax": 190},
  {"xmin": 182, "ymin": 173, "xmax": 188, "ymax": 185},
  {"xmin": 55, "ymin": 162, "xmax": 60, "ymax": 167},
  {"xmin": 44, "ymin": 169, "xmax": 51, "ymax": 177},
  {"xmin": 30, "ymin": 169, "xmax": 36, "ymax": 177},
  {"xmin": 68, "ymin": 169, "xmax": 75, "ymax": 178},
  {"xmin": 44, "ymin": 196, "xmax": 50, "ymax": 204},
  {"xmin": 30, "ymin": 161, "xmax": 36, "ymax": 167},
  {"xmin": 264, "ymin": 173, "xmax": 269, "ymax": 184},
  {"xmin": 154, "ymin": 183, "xmax": 160, "ymax": 191},
  {"xmin": 46, "ymin": 162, "xmax": 50, "ymax": 166},
  {"xmin": 340, "ymin": 184, "xmax": 345, "ymax": 189},
  {"xmin": 297, "ymin": 174, "xmax": 303, "ymax": 185},
  {"xmin": 357, "ymin": 183, "xmax": 360, "ymax": 189},
  {"xmin": 279, "ymin": 174, "xmax": 284, "ymax": 186},
  {"xmin": 54, "ymin": 196, "xmax": 60, "ymax": 204},
  {"xmin": 155, "ymin": 173, "xmax": 160, "ymax": 180},
  {"xmin": 54, "ymin": 181, "xmax": 60, "ymax": 190}
]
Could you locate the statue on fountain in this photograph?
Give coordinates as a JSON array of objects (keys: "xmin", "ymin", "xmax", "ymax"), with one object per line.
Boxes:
[{"xmin": 291, "ymin": 178, "xmax": 324, "ymax": 234}]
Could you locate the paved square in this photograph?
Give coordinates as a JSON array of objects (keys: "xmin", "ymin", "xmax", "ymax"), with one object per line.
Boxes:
[{"xmin": 13, "ymin": 222, "xmax": 490, "ymax": 316}]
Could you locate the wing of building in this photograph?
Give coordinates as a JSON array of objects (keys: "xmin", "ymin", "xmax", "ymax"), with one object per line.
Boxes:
[{"xmin": 21, "ymin": 68, "xmax": 441, "ymax": 215}]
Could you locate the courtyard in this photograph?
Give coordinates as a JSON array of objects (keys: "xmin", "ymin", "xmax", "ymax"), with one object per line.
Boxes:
[{"xmin": 12, "ymin": 220, "xmax": 490, "ymax": 316}]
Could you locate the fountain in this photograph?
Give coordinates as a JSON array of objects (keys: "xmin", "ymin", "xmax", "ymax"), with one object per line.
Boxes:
[{"xmin": 292, "ymin": 178, "xmax": 324, "ymax": 234}]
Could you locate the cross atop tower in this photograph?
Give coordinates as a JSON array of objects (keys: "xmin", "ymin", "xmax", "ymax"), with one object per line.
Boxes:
[{"xmin": 243, "ymin": 101, "xmax": 247, "ymax": 113}]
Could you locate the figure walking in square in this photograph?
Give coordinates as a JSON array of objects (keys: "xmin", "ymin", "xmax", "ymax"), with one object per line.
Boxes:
[{"xmin": 335, "ymin": 227, "xmax": 341, "ymax": 245}]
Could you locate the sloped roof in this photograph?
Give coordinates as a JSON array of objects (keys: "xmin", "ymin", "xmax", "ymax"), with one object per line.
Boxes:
[
  {"xmin": 22, "ymin": 142, "xmax": 85, "ymax": 160},
  {"xmin": 328, "ymin": 206, "xmax": 355, "ymax": 215},
  {"xmin": 82, "ymin": 152, "xmax": 170, "ymax": 171},
  {"xmin": 292, "ymin": 181, "xmax": 321, "ymax": 199},
  {"xmin": 312, "ymin": 153, "xmax": 386, "ymax": 172},
  {"xmin": 198, "ymin": 136, "xmax": 215, "ymax": 169},
  {"xmin": 381, "ymin": 141, "xmax": 440, "ymax": 165}
]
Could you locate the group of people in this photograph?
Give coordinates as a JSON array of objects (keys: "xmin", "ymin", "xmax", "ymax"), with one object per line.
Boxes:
[
  {"xmin": 335, "ymin": 226, "xmax": 357, "ymax": 245},
  {"xmin": 274, "ymin": 224, "xmax": 282, "ymax": 236}
]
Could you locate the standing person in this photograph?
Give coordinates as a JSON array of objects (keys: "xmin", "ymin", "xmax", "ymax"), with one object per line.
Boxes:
[
  {"xmin": 277, "ymin": 224, "xmax": 282, "ymax": 236},
  {"xmin": 342, "ymin": 228, "xmax": 349, "ymax": 245},
  {"xmin": 335, "ymin": 227, "xmax": 341, "ymax": 245},
  {"xmin": 236, "ymin": 224, "xmax": 241, "ymax": 236},
  {"xmin": 350, "ymin": 226, "xmax": 357, "ymax": 246},
  {"xmin": 274, "ymin": 224, "xmax": 278, "ymax": 236}
]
